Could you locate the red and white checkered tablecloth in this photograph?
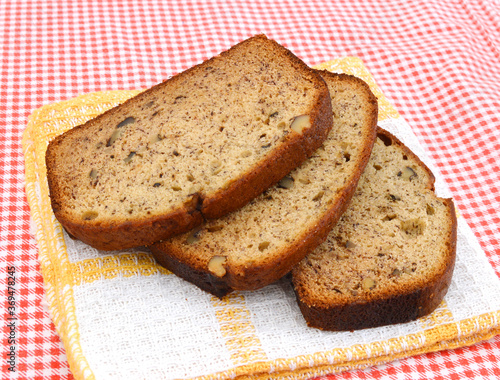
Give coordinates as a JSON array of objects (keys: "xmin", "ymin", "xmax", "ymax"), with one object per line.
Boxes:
[{"xmin": 2, "ymin": 0, "xmax": 499, "ymax": 378}]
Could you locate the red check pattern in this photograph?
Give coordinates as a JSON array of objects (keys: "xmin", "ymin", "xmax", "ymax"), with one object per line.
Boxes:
[{"xmin": 1, "ymin": 0, "xmax": 499, "ymax": 378}]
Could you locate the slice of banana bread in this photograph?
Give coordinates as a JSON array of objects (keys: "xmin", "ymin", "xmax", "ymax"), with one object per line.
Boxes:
[
  {"xmin": 149, "ymin": 71, "xmax": 378, "ymax": 297},
  {"xmin": 46, "ymin": 35, "xmax": 333, "ymax": 250},
  {"xmin": 292, "ymin": 128, "xmax": 457, "ymax": 331}
]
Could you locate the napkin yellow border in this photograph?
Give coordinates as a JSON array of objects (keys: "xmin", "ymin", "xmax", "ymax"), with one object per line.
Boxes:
[{"xmin": 22, "ymin": 58, "xmax": 500, "ymax": 380}]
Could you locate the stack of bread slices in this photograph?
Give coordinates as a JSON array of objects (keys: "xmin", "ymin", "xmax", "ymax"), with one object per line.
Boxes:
[{"xmin": 46, "ymin": 34, "xmax": 456, "ymax": 331}]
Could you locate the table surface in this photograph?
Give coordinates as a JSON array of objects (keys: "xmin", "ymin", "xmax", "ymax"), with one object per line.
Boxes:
[{"xmin": 2, "ymin": 0, "xmax": 499, "ymax": 379}]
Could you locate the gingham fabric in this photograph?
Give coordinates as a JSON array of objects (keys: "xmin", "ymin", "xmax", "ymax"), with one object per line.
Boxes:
[{"xmin": 2, "ymin": 0, "xmax": 500, "ymax": 379}]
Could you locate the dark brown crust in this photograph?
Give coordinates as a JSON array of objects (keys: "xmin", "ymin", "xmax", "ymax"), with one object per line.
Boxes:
[
  {"xmin": 149, "ymin": 71, "xmax": 379, "ymax": 295},
  {"xmin": 292, "ymin": 129, "xmax": 458, "ymax": 331},
  {"xmin": 58, "ymin": 197, "xmax": 204, "ymax": 251},
  {"xmin": 149, "ymin": 244, "xmax": 233, "ymax": 298},
  {"xmin": 45, "ymin": 34, "xmax": 332, "ymax": 251}
]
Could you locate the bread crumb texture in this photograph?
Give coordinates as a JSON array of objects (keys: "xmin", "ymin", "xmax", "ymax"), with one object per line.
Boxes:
[
  {"xmin": 293, "ymin": 130, "xmax": 455, "ymax": 309},
  {"xmin": 46, "ymin": 35, "xmax": 326, "ymax": 230},
  {"xmin": 151, "ymin": 72, "xmax": 378, "ymax": 291}
]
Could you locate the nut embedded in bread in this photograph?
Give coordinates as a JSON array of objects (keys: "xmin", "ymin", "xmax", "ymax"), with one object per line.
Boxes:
[
  {"xmin": 45, "ymin": 34, "xmax": 333, "ymax": 250},
  {"xmin": 149, "ymin": 72, "xmax": 378, "ymax": 297},
  {"xmin": 291, "ymin": 129, "xmax": 457, "ymax": 331}
]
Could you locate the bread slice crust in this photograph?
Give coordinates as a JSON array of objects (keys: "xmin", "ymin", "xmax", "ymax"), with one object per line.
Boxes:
[
  {"xmin": 292, "ymin": 128, "xmax": 457, "ymax": 331},
  {"xmin": 149, "ymin": 72, "xmax": 379, "ymax": 296},
  {"xmin": 46, "ymin": 35, "xmax": 333, "ymax": 250}
]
